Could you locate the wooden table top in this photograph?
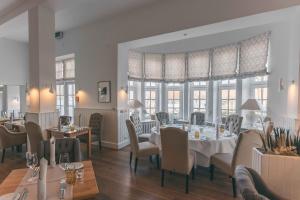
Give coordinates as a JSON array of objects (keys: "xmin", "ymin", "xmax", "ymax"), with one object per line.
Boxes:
[{"xmin": 0, "ymin": 160, "xmax": 99, "ymax": 200}]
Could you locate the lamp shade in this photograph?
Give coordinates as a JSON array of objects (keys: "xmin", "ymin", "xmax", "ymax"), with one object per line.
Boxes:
[
  {"xmin": 128, "ymin": 99, "xmax": 143, "ymax": 109},
  {"xmin": 240, "ymin": 99, "xmax": 261, "ymax": 111}
]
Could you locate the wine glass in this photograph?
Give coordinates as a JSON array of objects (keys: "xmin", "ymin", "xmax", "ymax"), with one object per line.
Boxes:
[
  {"xmin": 26, "ymin": 152, "xmax": 38, "ymax": 182},
  {"xmin": 59, "ymin": 153, "xmax": 70, "ymax": 170}
]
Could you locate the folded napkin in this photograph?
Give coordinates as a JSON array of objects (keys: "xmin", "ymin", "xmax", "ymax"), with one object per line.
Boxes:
[
  {"xmin": 50, "ymin": 136, "xmax": 56, "ymax": 167},
  {"xmin": 38, "ymin": 158, "xmax": 48, "ymax": 200}
]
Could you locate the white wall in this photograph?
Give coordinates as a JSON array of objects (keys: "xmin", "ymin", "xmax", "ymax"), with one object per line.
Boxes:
[
  {"xmin": 56, "ymin": 1, "xmax": 300, "ymax": 148},
  {"xmin": 0, "ymin": 38, "xmax": 28, "ymax": 85}
]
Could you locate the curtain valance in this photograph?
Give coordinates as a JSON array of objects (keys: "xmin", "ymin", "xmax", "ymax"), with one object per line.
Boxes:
[{"xmin": 128, "ymin": 32, "xmax": 270, "ymax": 82}]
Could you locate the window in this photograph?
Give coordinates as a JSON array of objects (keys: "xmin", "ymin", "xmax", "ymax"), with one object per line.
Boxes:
[
  {"xmin": 167, "ymin": 83, "xmax": 183, "ymax": 119},
  {"xmin": 251, "ymin": 76, "xmax": 268, "ymax": 115},
  {"xmin": 128, "ymin": 81, "xmax": 137, "ymax": 101},
  {"xmin": 56, "ymin": 56, "xmax": 76, "ymax": 119},
  {"xmin": 190, "ymin": 81, "xmax": 207, "ymax": 113},
  {"xmin": 144, "ymin": 82, "xmax": 159, "ymax": 116},
  {"xmin": 220, "ymin": 79, "xmax": 236, "ymax": 117}
]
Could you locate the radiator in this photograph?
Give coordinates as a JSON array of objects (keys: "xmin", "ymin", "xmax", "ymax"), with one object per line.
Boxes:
[{"xmin": 141, "ymin": 120, "xmax": 156, "ymax": 133}]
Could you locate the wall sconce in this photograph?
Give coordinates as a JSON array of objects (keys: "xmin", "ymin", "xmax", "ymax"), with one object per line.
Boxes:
[
  {"xmin": 49, "ymin": 84, "xmax": 54, "ymax": 94},
  {"xmin": 120, "ymin": 85, "xmax": 128, "ymax": 94},
  {"xmin": 75, "ymin": 88, "xmax": 81, "ymax": 102},
  {"xmin": 291, "ymin": 80, "xmax": 295, "ymax": 85}
]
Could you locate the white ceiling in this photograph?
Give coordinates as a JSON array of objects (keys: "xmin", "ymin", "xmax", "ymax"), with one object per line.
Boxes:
[{"xmin": 0, "ymin": 0, "xmax": 159, "ymax": 42}]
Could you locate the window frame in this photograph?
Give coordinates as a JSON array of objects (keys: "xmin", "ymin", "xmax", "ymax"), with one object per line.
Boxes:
[
  {"xmin": 189, "ymin": 81, "xmax": 208, "ymax": 115},
  {"xmin": 219, "ymin": 79, "xmax": 237, "ymax": 118},
  {"xmin": 250, "ymin": 76, "xmax": 268, "ymax": 116},
  {"xmin": 55, "ymin": 56, "xmax": 76, "ymax": 119},
  {"xmin": 143, "ymin": 82, "xmax": 160, "ymax": 117},
  {"xmin": 166, "ymin": 83, "xmax": 184, "ymax": 119}
]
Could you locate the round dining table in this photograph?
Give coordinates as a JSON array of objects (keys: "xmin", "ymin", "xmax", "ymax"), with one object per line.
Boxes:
[{"xmin": 150, "ymin": 124, "xmax": 237, "ymax": 167}]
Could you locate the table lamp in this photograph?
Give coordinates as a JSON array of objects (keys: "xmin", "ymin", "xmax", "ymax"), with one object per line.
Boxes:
[
  {"xmin": 128, "ymin": 99, "xmax": 143, "ymax": 116},
  {"xmin": 240, "ymin": 99, "xmax": 261, "ymax": 127}
]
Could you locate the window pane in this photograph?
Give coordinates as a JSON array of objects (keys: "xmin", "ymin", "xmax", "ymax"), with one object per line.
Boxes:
[
  {"xmin": 229, "ymin": 100, "xmax": 235, "ymax": 110},
  {"xmin": 168, "ymin": 91, "xmax": 173, "ymax": 98},
  {"xmin": 193, "ymin": 100, "xmax": 199, "ymax": 108},
  {"xmin": 56, "ymin": 62, "xmax": 64, "ymax": 79},
  {"xmin": 229, "ymin": 90, "xmax": 236, "ymax": 99},
  {"xmin": 174, "ymin": 91, "xmax": 180, "ymax": 99},
  {"xmin": 65, "ymin": 59, "xmax": 75, "ymax": 78},
  {"xmin": 222, "ymin": 90, "xmax": 228, "ymax": 99},
  {"xmin": 200, "ymin": 90, "xmax": 206, "ymax": 99},
  {"xmin": 150, "ymin": 91, "xmax": 156, "ymax": 99},
  {"xmin": 194, "ymin": 91, "xmax": 199, "ymax": 99},
  {"xmin": 222, "ymin": 100, "xmax": 228, "ymax": 109}
]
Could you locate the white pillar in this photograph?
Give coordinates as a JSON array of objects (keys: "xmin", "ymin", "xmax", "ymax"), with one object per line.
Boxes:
[{"xmin": 26, "ymin": 4, "xmax": 58, "ymax": 132}]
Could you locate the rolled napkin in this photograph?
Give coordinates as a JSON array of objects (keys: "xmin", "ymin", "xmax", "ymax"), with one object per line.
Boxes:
[
  {"xmin": 50, "ymin": 136, "xmax": 56, "ymax": 167},
  {"xmin": 38, "ymin": 158, "xmax": 48, "ymax": 200}
]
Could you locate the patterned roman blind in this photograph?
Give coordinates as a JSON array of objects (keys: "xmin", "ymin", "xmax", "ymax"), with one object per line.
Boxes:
[
  {"xmin": 144, "ymin": 53, "xmax": 163, "ymax": 81},
  {"xmin": 238, "ymin": 32, "xmax": 270, "ymax": 77},
  {"xmin": 187, "ymin": 50, "xmax": 210, "ymax": 81},
  {"xmin": 128, "ymin": 51, "xmax": 143, "ymax": 80},
  {"xmin": 211, "ymin": 44, "xmax": 238, "ymax": 79},
  {"xmin": 164, "ymin": 53, "xmax": 186, "ymax": 82}
]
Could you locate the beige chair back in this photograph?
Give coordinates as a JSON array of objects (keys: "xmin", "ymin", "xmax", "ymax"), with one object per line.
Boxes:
[
  {"xmin": 25, "ymin": 122, "xmax": 44, "ymax": 154},
  {"xmin": 232, "ymin": 130, "xmax": 263, "ymax": 170},
  {"xmin": 160, "ymin": 127, "xmax": 189, "ymax": 174},
  {"xmin": 125, "ymin": 120, "xmax": 139, "ymax": 155}
]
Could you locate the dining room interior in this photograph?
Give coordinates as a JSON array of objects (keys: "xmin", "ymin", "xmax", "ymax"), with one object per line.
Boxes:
[{"xmin": 0, "ymin": 0, "xmax": 300, "ymax": 200}]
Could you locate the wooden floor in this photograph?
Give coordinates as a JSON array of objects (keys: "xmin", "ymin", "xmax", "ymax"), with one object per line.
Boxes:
[{"xmin": 0, "ymin": 145, "xmax": 240, "ymax": 200}]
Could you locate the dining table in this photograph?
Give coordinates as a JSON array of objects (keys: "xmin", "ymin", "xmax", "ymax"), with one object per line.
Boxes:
[
  {"xmin": 150, "ymin": 124, "xmax": 237, "ymax": 167},
  {"xmin": 46, "ymin": 127, "xmax": 92, "ymax": 159},
  {"xmin": 0, "ymin": 160, "xmax": 99, "ymax": 200}
]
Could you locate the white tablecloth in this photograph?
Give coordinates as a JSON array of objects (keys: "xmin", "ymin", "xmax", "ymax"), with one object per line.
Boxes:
[{"xmin": 150, "ymin": 125, "xmax": 237, "ymax": 167}]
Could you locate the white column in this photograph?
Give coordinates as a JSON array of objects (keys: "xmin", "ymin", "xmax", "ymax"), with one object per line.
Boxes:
[{"xmin": 26, "ymin": 4, "xmax": 58, "ymax": 132}]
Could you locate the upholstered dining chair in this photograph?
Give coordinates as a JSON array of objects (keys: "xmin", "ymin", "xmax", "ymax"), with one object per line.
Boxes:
[
  {"xmin": 156, "ymin": 112, "xmax": 169, "ymax": 125},
  {"xmin": 0, "ymin": 125, "xmax": 27, "ymax": 163},
  {"xmin": 224, "ymin": 114, "xmax": 243, "ymax": 135},
  {"xmin": 130, "ymin": 113, "xmax": 151, "ymax": 142},
  {"xmin": 25, "ymin": 122, "xmax": 44, "ymax": 155},
  {"xmin": 160, "ymin": 127, "xmax": 195, "ymax": 194},
  {"xmin": 80, "ymin": 113, "xmax": 103, "ymax": 151},
  {"xmin": 190, "ymin": 112, "xmax": 205, "ymax": 125},
  {"xmin": 40, "ymin": 138, "xmax": 82, "ymax": 163},
  {"xmin": 235, "ymin": 165, "xmax": 287, "ymax": 200},
  {"xmin": 210, "ymin": 130, "xmax": 264, "ymax": 197},
  {"xmin": 125, "ymin": 120, "xmax": 159, "ymax": 173},
  {"xmin": 59, "ymin": 116, "xmax": 72, "ymax": 126}
]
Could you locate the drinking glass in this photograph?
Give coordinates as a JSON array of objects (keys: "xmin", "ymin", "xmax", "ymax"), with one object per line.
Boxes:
[
  {"xmin": 76, "ymin": 168, "xmax": 84, "ymax": 183},
  {"xmin": 59, "ymin": 153, "xmax": 70, "ymax": 170},
  {"xmin": 65, "ymin": 164, "xmax": 76, "ymax": 185},
  {"xmin": 26, "ymin": 152, "xmax": 38, "ymax": 182}
]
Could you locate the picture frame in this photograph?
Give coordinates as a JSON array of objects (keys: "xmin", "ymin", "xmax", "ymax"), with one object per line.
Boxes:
[{"xmin": 97, "ymin": 81, "xmax": 111, "ymax": 103}]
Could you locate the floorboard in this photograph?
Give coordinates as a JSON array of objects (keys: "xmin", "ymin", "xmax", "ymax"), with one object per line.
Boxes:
[{"xmin": 0, "ymin": 145, "xmax": 240, "ymax": 200}]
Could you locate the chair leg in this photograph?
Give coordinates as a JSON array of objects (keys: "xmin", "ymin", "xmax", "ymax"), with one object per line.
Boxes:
[
  {"xmin": 98, "ymin": 137, "xmax": 101, "ymax": 151},
  {"xmin": 209, "ymin": 164, "xmax": 215, "ymax": 181},
  {"xmin": 192, "ymin": 166, "xmax": 195, "ymax": 180},
  {"xmin": 156, "ymin": 154, "xmax": 159, "ymax": 169},
  {"xmin": 161, "ymin": 170, "xmax": 165, "ymax": 187},
  {"xmin": 185, "ymin": 175, "xmax": 189, "ymax": 194},
  {"xmin": 129, "ymin": 152, "xmax": 132, "ymax": 167},
  {"xmin": 232, "ymin": 177, "xmax": 237, "ymax": 197},
  {"xmin": 134, "ymin": 158, "xmax": 138, "ymax": 173},
  {"xmin": 1, "ymin": 149, "xmax": 5, "ymax": 163}
]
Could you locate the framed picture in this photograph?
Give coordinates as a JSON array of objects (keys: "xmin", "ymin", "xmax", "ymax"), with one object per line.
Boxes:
[{"xmin": 97, "ymin": 81, "xmax": 111, "ymax": 103}]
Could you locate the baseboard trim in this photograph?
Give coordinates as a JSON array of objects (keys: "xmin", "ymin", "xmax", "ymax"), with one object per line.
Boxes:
[{"xmin": 101, "ymin": 139, "xmax": 129, "ymax": 150}]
